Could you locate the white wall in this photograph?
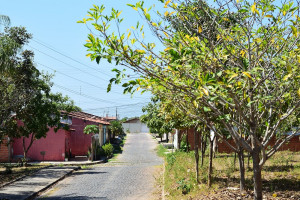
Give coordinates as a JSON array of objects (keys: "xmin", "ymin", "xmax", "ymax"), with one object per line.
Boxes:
[{"xmin": 122, "ymin": 120, "xmax": 149, "ymax": 133}]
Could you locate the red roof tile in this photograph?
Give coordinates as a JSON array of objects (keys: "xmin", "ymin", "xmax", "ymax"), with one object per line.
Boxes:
[{"xmin": 61, "ymin": 111, "xmax": 110, "ymax": 125}]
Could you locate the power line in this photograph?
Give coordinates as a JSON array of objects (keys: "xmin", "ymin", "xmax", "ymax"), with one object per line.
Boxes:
[
  {"xmin": 29, "ymin": 45, "xmax": 108, "ymax": 81},
  {"xmin": 32, "ymin": 38, "xmax": 112, "ymax": 77},
  {"xmin": 37, "ymin": 62, "xmax": 108, "ymax": 91},
  {"xmin": 35, "ymin": 60, "xmax": 147, "ymax": 100},
  {"xmin": 83, "ymin": 102, "xmax": 149, "ymax": 111},
  {"xmin": 53, "ymin": 83, "xmax": 117, "ymax": 104},
  {"xmin": 37, "ymin": 62, "xmax": 136, "ymax": 97}
]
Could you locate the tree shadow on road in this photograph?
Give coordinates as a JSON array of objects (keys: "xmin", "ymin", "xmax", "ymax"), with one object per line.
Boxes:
[
  {"xmin": 37, "ymin": 193, "xmax": 108, "ymax": 200},
  {"xmin": 74, "ymin": 170, "xmax": 108, "ymax": 175}
]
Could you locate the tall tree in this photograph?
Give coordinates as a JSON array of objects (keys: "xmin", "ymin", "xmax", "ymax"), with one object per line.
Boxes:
[
  {"xmin": 0, "ymin": 27, "xmax": 38, "ymax": 141},
  {"xmin": 0, "ymin": 26, "xmax": 78, "ymax": 162},
  {"xmin": 81, "ymin": 1, "xmax": 300, "ymax": 199},
  {"xmin": 140, "ymin": 98, "xmax": 173, "ymax": 141}
]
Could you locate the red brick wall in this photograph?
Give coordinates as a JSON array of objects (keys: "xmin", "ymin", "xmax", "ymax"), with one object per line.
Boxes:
[
  {"xmin": 0, "ymin": 137, "xmax": 10, "ymax": 162},
  {"xmin": 217, "ymin": 135, "xmax": 300, "ymax": 153},
  {"xmin": 217, "ymin": 139, "xmax": 237, "ymax": 153},
  {"xmin": 179, "ymin": 128, "xmax": 201, "ymax": 150},
  {"xmin": 266, "ymin": 136, "xmax": 300, "ymax": 151},
  {"xmin": 178, "ymin": 128, "xmax": 300, "ymax": 154}
]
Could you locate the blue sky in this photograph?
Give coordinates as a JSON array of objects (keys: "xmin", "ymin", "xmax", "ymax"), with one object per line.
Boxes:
[{"xmin": 1, "ymin": 0, "xmax": 161, "ymax": 119}]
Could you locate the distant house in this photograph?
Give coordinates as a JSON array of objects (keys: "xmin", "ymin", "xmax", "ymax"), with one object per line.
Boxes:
[
  {"xmin": 0, "ymin": 111, "xmax": 110, "ymax": 162},
  {"xmin": 122, "ymin": 117, "xmax": 149, "ymax": 133}
]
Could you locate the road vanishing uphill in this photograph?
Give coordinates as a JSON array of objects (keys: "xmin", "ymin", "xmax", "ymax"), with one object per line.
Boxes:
[{"xmin": 39, "ymin": 133, "xmax": 163, "ymax": 200}]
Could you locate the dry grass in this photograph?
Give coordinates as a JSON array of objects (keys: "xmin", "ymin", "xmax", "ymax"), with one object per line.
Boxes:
[{"xmin": 159, "ymin": 150, "xmax": 300, "ymax": 200}]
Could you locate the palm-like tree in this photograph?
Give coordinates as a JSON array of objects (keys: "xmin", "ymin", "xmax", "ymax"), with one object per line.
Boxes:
[{"xmin": 0, "ymin": 15, "xmax": 10, "ymax": 27}]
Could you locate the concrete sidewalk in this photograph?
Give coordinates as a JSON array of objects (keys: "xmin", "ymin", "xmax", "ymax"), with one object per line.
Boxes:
[
  {"xmin": 0, "ymin": 166, "xmax": 79, "ymax": 200},
  {"xmin": 29, "ymin": 159, "xmax": 105, "ymax": 166}
]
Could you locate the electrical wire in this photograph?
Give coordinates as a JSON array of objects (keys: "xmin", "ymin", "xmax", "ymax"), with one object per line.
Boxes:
[
  {"xmin": 29, "ymin": 45, "xmax": 108, "ymax": 81},
  {"xmin": 53, "ymin": 83, "xmax": 117, "ymax": 104},
  {"xmin": 83, "ymin": 102, "xmax": 149, "ymax": 111},
  {"xmin": 32, "ymin": 38, "xmax": 112, "ymax": 77}
]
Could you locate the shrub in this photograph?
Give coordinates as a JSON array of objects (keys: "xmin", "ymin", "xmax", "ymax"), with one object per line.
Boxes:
[
  {"xmin": 102, "ymin": 143, "xmax": 114, "ymax": 158},
  {"xmin": 177, "ymin": 178, "xmax": 192, "ymax": 194}
]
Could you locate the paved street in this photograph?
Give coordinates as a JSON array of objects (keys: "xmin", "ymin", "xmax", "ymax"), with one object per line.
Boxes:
[{"xmin": 38, "ymin": 133, "xmax": 163, "ymax": 200}]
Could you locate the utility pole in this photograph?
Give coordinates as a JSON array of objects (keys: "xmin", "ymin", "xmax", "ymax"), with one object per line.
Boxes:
[{"xmin": 116, "ymin": 107, "xmax": 118, "ymax": 120}]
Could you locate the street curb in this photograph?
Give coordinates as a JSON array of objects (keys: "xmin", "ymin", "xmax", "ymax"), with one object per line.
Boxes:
[
  {"xmin": 0, "ymin": 159, "xmax": 106, "ymax": 190},
  {"xmin": 152, "ymin": 133, "xmax": 166, "ymax": 200},
  {"xmin": 0, "ymin": 165, "xmax": 51, "ymax": 189},
  {"xmin": 162, "ymin": 162, "xmax": 165, "ymax": 200},
  {"xmin": 25, "ymin": 166, "xmax": 80, "ymax": 200},
  {"xmin": 51, "ymin": 159, "xmax": 106, "ymax": 166}
]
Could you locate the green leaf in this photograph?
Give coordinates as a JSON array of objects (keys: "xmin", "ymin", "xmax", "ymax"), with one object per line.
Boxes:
[
  {"xmin": 145, "ymin": 13, "xmax": 151, "ymax": 21},
  {"xmin": 291, "ymin": 25, "xmax": 298, "ymax": 36},
  {"xmin": 203, "ymin": 106, "xmax": 211, "ymax": 112}
]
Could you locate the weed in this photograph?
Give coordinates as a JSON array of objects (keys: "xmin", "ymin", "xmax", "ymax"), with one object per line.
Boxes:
[
  {"xmin": 177, "ymin": 178, "xmax": 192, "ymax": 194},
  {"xmin": 166, "ymin": 153, "xmax": 176, "ymax": 168}
]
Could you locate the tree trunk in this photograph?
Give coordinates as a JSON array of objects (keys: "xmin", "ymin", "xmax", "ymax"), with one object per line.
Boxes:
[
  {"xmin": 200, "ymin": 134, "xmax": 207, "ymax": 167},
  {"xmin": 91, "ymin": 140, "xmax": 94, "ymax": 161},
  {"xmin": 208, "ymin": 137, "xmax": 214, "ymax": 187},
  {"xmin": 234, "ymin": 152, "xmax": 237, "ymax": 170},
  {"xmin": 252, "ymin": 149, "xmax": 263, "ymax": 200},
  {"xmin": 247, "ymin": 152, "xmax": 250, "ymax": 170},
  {"xmin": 194, "ymin": 128, "xmax": 200, "ymax": 183},
  {"xmin": 238, "ymin": 148, "xmax": 246, "ymax": 192},
  {"xmin": 22, "ymin": 135, "xmax": 34, "ymax": 167},
  {"xmin": 166, "ymin": 132, "xmax": 169, "ymax": 143},
  {"xmin": 213, "ymin": 136, "xmax": 218, "ymax": 158},
  {"xmin": 186, "ymin": 130, "xmax": 189, "ymax": 152}
]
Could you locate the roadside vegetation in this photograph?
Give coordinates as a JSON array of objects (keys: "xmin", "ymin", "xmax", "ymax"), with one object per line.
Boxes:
[
  {"xmin": 0, "ymin": 18, "xmax": 79, "ymax": 165},
  {"xmin": 158, "ymin": 145, "xmax": 300, "ymax": 199},
  {"xmin": 108, "ymin": 134, "xmax": 127, "ymax": 162},
  {"xmin": 80, "ymin": 0, "xmax": 300, "ymax": 199}
]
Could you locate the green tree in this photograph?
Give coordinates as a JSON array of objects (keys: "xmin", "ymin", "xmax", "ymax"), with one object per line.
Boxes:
[
  {"xmin": 140, "ymin": 98, "xmax": 173, "ymax": 142},
  {"xmin": 0, "ymin": 27, "xmax": 41, "ymax": 141},
  {"xmin": 108, "ymin": 120, "xmax": 124, "ymax": 139},
  {"xmin": 0, "ymin": 14, "xmax": 10, "ymax": 27},
  {"xmin": 0, "ymin": 26, "xmax": 78, "ymax": 162},
  {"xmin": 81, "ymin": 1, "xmax": 300, "ymax": 199}
]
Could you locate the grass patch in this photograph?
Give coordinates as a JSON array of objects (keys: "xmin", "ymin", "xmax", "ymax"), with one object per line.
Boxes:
[
  {"xmin": 157, "ymin": 144, "xmax": 168, "ymax": 157},
  {"xmin": 80, "ymin": 165, "xmax": 92, "ymax": 169},
  {"xmin": 162, "ymin": 150, "xmax": 300, "ymax": 199}
]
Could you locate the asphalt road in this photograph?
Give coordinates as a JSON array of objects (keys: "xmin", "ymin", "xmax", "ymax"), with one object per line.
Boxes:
[{"xmin": 38, "ymin": 133, "xmax": 163, "ymax": 200}]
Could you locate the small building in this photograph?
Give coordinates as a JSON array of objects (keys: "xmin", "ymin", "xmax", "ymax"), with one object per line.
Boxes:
[
  {"xmin": 1, "ymin": 111, "xmax": 110, "ymax": 162},
  {"xmin": 122, "ymin": 117, "xmax": 149, "ymax": 133}
]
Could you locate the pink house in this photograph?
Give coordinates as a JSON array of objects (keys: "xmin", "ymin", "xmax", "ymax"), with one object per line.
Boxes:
[{"xmin": 4, "ymin": 111, "xmax": 110, "ymax": 162}]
